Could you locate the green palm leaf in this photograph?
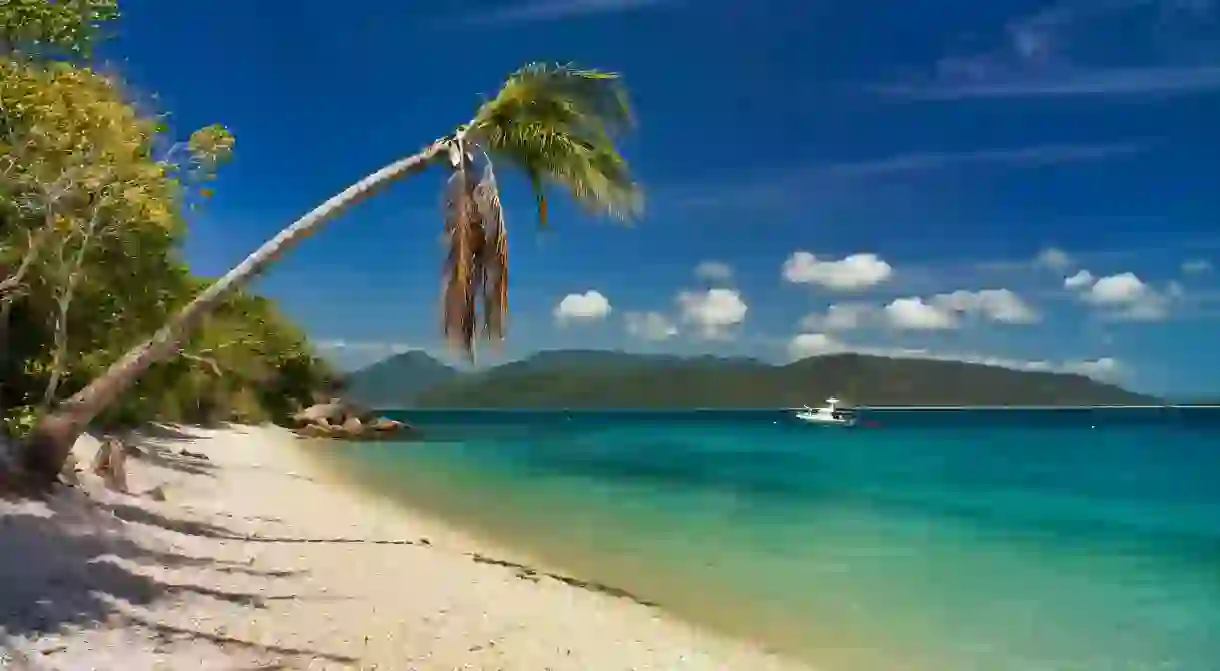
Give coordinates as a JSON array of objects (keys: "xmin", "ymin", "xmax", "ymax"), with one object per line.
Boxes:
[{"xmin": 468, "ymin": 63, "xmax": 643, "ymax": 227}]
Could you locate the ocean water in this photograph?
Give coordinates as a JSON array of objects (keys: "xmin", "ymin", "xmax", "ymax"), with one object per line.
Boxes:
[{"xmin": 313, "ymin": 408, "xmax": 1220, "ymax": 671}]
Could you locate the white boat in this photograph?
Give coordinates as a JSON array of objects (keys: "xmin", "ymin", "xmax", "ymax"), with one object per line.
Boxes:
[{"xmin": 793, "ymin": 397, "xmax": 857, "ymax": 426}]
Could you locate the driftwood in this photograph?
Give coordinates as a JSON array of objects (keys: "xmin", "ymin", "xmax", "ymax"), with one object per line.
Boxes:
[
  {"xmin": 90, "ymin": 437, "xmax": 128, "ymax": 493},
  {"xmin": 88, "ymin": 439, "xmax": 110, "ymax": 473},
  {"xmin": 59, "ymin": 452, "xmax": 80, "ymax": 486}
]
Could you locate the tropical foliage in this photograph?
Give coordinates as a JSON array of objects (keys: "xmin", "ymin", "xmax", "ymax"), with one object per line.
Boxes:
[
  {"xmin": 7, "ymin": 0, "xmax": 640, "ymax": 485},
  {"xmin": 0, "ymin": 0, "xmax": 119, "ymax": 58},
  {"xmin": 0, "ymin": 2, "xmax": 334, "ymax": 443}
]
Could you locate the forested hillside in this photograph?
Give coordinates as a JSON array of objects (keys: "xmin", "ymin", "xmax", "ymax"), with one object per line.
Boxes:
[{"xmin": 345, "ymin": 350, "xmax": 1159, "ymax": 408}]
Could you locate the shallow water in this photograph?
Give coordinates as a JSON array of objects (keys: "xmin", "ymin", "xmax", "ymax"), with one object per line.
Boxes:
[{"xmin": 315, "ymin": 408, "xmax": 1220, "ymax": 671}]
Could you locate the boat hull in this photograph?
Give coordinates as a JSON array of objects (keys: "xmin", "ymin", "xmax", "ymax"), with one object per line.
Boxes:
[{"xmin": 792, "ymin": 413, "xmax": 857, "ymax": 427}]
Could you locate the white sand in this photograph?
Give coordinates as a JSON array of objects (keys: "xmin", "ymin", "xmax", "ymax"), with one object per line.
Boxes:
[{"xmin": 1, "ymin": 425, "xmax": 816, "ymax": 670}]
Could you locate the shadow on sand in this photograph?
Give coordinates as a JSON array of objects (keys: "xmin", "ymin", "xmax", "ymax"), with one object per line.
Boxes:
[
  {"xmin": 118, "ymin": 426, "xmax": 220, "ymax": 479},
  {"xmin": 95, "ymin": 499, "xmax": 656, "ymax": 608},
  {"xmin": 97, "ymin": 500, "xmax": 430, "ymax": 546},
  {"xmin": 0, "ymin": 486, "xmax": 357, "ymax": 665}
]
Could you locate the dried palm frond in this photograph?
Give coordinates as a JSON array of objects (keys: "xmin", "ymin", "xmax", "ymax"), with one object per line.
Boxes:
[
  {"xmin": 437, "ymin": 63, "xmax": 642, "ymax": 361},
  {"xmin": 440, "ymin": 161, "xmax": 484, "ymax": 360},
  {"xmin": 472, "ymin": 161, "xmax": 507, "ymax": 343}
]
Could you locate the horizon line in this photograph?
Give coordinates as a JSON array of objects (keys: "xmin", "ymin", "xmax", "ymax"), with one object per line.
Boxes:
[{"xmin": 366, "ymin": 404, "xmax": 1214, "ymax": 411}]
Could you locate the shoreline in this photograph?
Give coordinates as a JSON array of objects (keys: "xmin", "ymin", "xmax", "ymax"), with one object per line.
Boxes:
[
  {"xmin": 0, "ymin": 424, "xmax": 814, "ymax": 670},
  {"xmin": 292, "ymin": 438, "xmax": 664, "ymax": 609},
  {"xmin": 302, "ymin": 438, "xmax": 837, "ymax": 665}
]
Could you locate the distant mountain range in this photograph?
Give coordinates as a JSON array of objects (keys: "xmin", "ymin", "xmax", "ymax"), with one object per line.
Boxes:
[
  {"xmin": 342, "ymin": 351, "xmax": 463, "ymax": 407},
  {"xmin": 340, "ymin": 349, "xmax": 1161, "ymax": 408}
]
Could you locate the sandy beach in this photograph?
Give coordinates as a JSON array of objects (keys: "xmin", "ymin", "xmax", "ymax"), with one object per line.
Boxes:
[{"xmin": 0, "ymin": 425, "xmax": 814, "ymax": 670}]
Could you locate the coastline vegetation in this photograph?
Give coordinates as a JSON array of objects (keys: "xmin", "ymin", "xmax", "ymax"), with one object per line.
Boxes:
[
  {"xmin": 1, "ymin": 2, "xmax": 333, "ymax": 463},
  {"xmin": 3, "ymin": 1, "xmax": 641, "ymax": 487}
]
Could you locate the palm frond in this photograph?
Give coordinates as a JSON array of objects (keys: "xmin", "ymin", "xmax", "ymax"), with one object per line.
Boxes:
[
  {"xmin": 440, "ymin": 165, "xmax": 484, "ymax": 360},
  {"xmin": 469, "ymin": 63, "xmax": 642, "ymax": 227},
  {"xmin": 438, "ymin": 62, "xmax": 641, "ymax": 360},
  {"xmin": 472, "ymin": 162, "xmax": 507, "ymax": 342}
]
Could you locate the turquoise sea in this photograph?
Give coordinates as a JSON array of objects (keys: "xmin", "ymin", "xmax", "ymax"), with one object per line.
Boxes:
[{"xmin": 314, "ymin": 408, "xmax": 1220, "ymax": 671}]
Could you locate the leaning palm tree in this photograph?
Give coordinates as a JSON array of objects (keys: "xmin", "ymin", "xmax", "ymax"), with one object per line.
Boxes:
[{"xmin": 16, "ymin": 63, "xmax": 641, "ymax": 484}]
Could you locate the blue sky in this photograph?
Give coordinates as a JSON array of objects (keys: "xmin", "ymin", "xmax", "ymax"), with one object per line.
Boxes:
[{"xmin": 102, "ymin": 0, "xmax": 1220, "ymax": 395}]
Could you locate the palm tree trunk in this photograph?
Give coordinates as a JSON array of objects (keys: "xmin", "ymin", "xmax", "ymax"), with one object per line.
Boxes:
[{"xmin": 16, "ymin": 140, "xmax": 450, "ymax": 484}]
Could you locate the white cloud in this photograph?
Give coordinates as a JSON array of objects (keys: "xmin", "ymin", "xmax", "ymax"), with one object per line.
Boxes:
[
  {"xmin": 782, "ymin": 252, "xmax": 893, "ymax": 291},
  {"xmin": 1064, "ymin": 269, "xmax": 1095, "ymax": 289},
  {"xmin": 880, "ymin": 288, "xmax": 1039, "ymax": 330},
  {"xmin": 931, "ymin": 289, "xmax": 1041, "ymax": 324},
  {"xmin": 1072, "ymin": 271, "xmax": 1171, "ymax": 321},
  {"xmin": 816, "ymin": 144, "xmax": 1143, "ymax": 177},
  {"xmin": 788, "ymin": 333, "xmax": 844, "ymax": 358},
  {"xmin": 1182, "ymin": 258, "xmax": 1212, "ymax": 274},
  {"xmin": 1035, "ymin": 247, "xmax": 1073, "ymax": 269},
  {"xmin": 1062, "ymin": 357, "xmax": 1123, "ymax": 380},
  {"xmin": 800, "ymin": 303, "xmax": 875, "ymax": 331},
  {"xmin": 880, "ymin": 66, "xmax": 1220, "ymax": 99},
  {"xmin": 694, "ymin": 260, "xmax": 734, "ymax": 283},
  {"xmin": 786, "ymin": 333, "xmax": 1124, "ymax": 381},
  {"xmin": 884, "ymin": 297, "xmax": 959, "ymax": 330},
  {"xmin": 676, "ymin": 288, "xmax": 748, "ymax": 340},
  {"xmin": 1085, "ymin": 272, "xmax": 1149, "ymax": 305},
  {"xmin": 624, "ymin": 311, "xmax": 679, "ymax": 341},
  {"xmin": 554, "ymin": 290, "xmax": 612, "ymax": 322},
  {"xmin": 803, "ymin": 291, "xmax": 1036, "ymax": 332},
  {"xmin": 875, "ymin": 0, "xmax": 1220, "ymax": 99}
]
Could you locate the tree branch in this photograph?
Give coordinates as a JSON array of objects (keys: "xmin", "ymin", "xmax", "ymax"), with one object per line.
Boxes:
[
  {"xmin": 0, "ymin": 221, "xmax": 51, "ymax": 300},
  {"xmin": 0, "ymin": 157, "xmax": 109, "ymax": 301},
  {"xmin": 41, "ymin": 201, "xmax": 105, "ymax": 410},
  {"xmin": 180, "ymin": 352, "xmax": 223, "ymax": 377}
]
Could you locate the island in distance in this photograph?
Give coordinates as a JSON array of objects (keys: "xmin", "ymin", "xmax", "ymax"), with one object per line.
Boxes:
[{"xmin": 341, "ymin": 350, "xmax": 1161, "ymax": 409}]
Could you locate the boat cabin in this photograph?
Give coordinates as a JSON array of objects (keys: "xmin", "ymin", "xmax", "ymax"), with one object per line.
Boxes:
[{"xmin": 825, "ymin": 397, "xmax": 855, "ymax": 420}]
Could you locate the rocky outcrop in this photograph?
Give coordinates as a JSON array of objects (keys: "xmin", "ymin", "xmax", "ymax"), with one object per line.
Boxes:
[{"xmin": 290, "ymin": 399, "xmax": 415, "ymax": 441}]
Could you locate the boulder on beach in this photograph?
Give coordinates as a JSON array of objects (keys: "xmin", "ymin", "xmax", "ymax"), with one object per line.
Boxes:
[
  {"xmin": 369, "ymin": 417, "xmax": 404, "ymax": 432},
  {"xmin": 291, "ymin": 399, "xmax": 416, "ymax": 441},
  {"xmin": 292, "ymin": 401, "xmax": 346, "ymax": 427}
]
